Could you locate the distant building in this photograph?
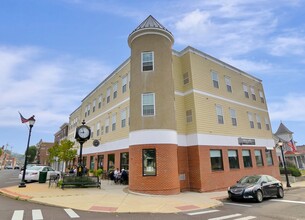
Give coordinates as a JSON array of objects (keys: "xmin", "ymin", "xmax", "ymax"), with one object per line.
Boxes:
[
  {"xmin": 54, "ymin": 123, "xmax": 69, "ymax": 145},
  {"xmin": 274, "ymin": 122, "xmax": 305, "ymax": 169},
  {"xmin": 68, "ymin": 15, "xmax": 279, "ymax": 195},
  {"xmin": 36, "ymin": 140, "xmax": 54, "ymax": 165}
]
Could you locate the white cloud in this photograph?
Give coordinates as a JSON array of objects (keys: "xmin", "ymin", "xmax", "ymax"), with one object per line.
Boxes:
[
  {"xmin": 269, "ymin": 35, "xmax": 305, "ymax": 56},
  {"xmin": 0, "ymin": 45, "xmax": 112, "ymax": 128},
  {"xmin": 269, "ymin": 93, "xmax": 305, "ymax": 122}
]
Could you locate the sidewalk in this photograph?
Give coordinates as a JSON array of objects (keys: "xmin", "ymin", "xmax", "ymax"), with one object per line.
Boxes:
[{"xmin": 0, "ymin": 180, "xmax": 304, "ymax": 213}]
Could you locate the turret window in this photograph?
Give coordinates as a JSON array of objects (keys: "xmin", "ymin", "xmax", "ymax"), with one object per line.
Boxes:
[
  {"xmin": 142, "ymin": 93, "xmax": 155, "ymax": 116},
  {"xmin": 142, "ymin": 51, "xmax": 154, "ymax": 71}
]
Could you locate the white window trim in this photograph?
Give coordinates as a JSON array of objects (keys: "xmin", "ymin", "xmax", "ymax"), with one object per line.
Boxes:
[
  {"xmin": 141, "ymin": 93, "xmax": 155, "ymax": 117},
  {"xmin": 141, "ymin": 51, "xmax": 154, "ymax": 72}
]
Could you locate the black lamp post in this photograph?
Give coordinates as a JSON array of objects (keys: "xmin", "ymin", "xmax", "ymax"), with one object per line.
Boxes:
[
  {"xmin": 278, "ymin": 140, "xmax": 291, "ymax": 188},
  {"xmin": 19, "ymin": 117, "xmax": 35, "ymax": 188}
]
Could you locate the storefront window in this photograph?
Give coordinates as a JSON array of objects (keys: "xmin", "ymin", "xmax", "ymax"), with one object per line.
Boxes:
[
  {"xmin": 143, "ymin": 149, "xmax": 156, "ymax": 176},
  {"xmin": 228, "ymin": 150, "xmax": 239, "ymax": 169},
  {"xmin": 97, "ymin": 155, "xmax": 104, "ymax": 169},
  {"xmin": 107, "ymin": 154, "xmax": 115, "ymax": 171},
  {"xmin": 255, "ymin": 150, "xmax": 264, "ymax": 167},
  {"xmin": 90, "ymin": 156, "xmax": 94, "ymax": 170},
  {"xmin": 242, "ymin": 150, "xmax": 252, "ymax": 168},
  {"xmin": 265, "ymin": 150, "xmax": 273, "ymax": 166},
  {"xmin": 210, "ymin": 150, "xmax": 223, "ymax": 171},
  {"xmin": 120, "ymin": 152, "xmax": 129, "ymax": 170}
]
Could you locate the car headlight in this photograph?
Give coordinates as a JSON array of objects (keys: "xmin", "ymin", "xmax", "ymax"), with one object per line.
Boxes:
[{"xmin": 244, "ymin": 186, "xmax": 255, "ymax": 193}]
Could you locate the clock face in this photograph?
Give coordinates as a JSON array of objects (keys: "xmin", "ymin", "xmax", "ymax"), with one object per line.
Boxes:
[{"xmin": 78, "ymin": 126, "xmax": 90, "ymax": 139}]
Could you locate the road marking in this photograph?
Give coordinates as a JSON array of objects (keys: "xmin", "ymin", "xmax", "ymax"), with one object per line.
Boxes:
[
  {"xmin": 271, "ymin": 199, "xmax": 305, "ymax": 204},
  {"xmin": 187, "ymin": 209, "xmax": 220, "ymax": 215},
  {"xmin": 224, "ymin": 202, "xmax": 252, "ymax": 207},
  {"xmin": 234, "ymin": 217, "xmax": 256, "ymax": 220},
  {"xmin": 11, "ymin": 210, "xmax": 24, "ymax": 220},
  {"xmin": 32, "ymin": 209, "xmax": 43, "ymax": 220},
  {"xmin": 208, "ymin": 213, "xmax": 242, "ymax": 220},
  {"xmin": 64, "ymin": 209, "xmax": 80, "ymax": 218}
]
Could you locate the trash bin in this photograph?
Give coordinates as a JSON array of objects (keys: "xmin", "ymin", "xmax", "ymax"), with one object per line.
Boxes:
[{"xmin": 38, "ymin": 171, "xmax": 47, "ymax": 183}]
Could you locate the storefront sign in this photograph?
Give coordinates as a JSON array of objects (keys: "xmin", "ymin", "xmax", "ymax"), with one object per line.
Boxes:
[{"xmin": 238, "ymin": 137, "xmax": 255, "ymax": 145}]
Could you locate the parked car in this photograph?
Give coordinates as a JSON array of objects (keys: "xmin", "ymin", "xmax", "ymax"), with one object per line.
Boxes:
[
  {"xmin": 4, "ymin": 165, "xmax": 13, "ymax": 169},
  {"xmin": 228, "ymin": 174, "xmax": 284, "ymax": 203},
  {"xmin": 21, "ymin": 163, "xmax": 38, "ymax": 171},
  {"xmin": 18, "ymin": 165, "xmax": 61, "ymax": 182},
  {"xmin": 14, "ymin": 165, "xmax": 20, "ymax": 169}
]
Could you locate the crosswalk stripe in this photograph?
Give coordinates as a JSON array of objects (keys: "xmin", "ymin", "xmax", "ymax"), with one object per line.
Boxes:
[
  {"xmin": 32, "ymin": 209, "xmax": 43, "ymax": 220},
  {"xmin": 208, "ymin": 213, "xmax": 242, "ymax": 220},
  {"xmin": 234, "ymin": 216, "xmax": 256, "ymax": 220},
  {"xmin": 271, "ymin": 199, "xmax": 305, "ymax": 205},
  {"xmin": 64, "ymin": 209, "xmax": 80, "ymax": 218},
  {"xmin": 187, "ymin": 210, "xmax": 220, "ymax": 216},
  {"xmin": 12, "ymin": 210, "xmax": 24, "ymax": 220}
]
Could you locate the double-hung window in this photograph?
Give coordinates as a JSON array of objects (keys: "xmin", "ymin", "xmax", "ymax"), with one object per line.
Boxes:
[
  {"xmin": 230, "ymin": 109, "xmax": 237, "ymax": 126},
  {"xmin": 121, "ymin": 109, "xmax": 127, "ymax": 128},
  {"xmin": 93, "ymin": 100, "xmax": 96, "ymax": 112},
  {"xmin": 259, "ymin": 90, "xmax": 265, "ymax": 103},
  {"xmin": 225, "ymin": 76, "xmax": 232, "ymax": 93},
  {"xmin": 106, "ymin": 87, "xmax": 111, "ymax": 104},
  {"xmin": 96, "ymin": 122, "xmax": 100, "ymax": 136},
  {"xmin": 243, "ymin": 84, "xmax": 249, "ymax": 98},
  {"xmin": 142, "ymin": 51, "xmax": 154, "ymax": 71},
  {"xmin": 98, "ymin": 95, "xmax": 102, "ymax": 108},
  {"xmin": 211, "ymin": 71, "xmax": 219, "ymax": 88},
  {"xmin": 251, "ymin": 87, "xmax": 256, "ymax": 100},
  {"xmin": 105, "ymin": 118, "xmax": 109, "ymax": 133},
  {"xmin": 113, "ymin": 82, "xmax": 118, "ymax": 99},
  {"xmin": 142, "ymin": 93, "xmax": 155, "ymax": 116},
  {"xmin": 122, "ymin": 75, "xmax": 127, "ymax": 93},
  {"xmin": 256, "ymin": 114, "xmax": 262, "ymax": 129},
  {"xmin": 112, "ymin": 114, "xmax": 116, "ymax": 131},
  {"xmin": 216, "ymin": 105, "xmax": 224, "ymax": 124},
  {"xmin": 248, "ymin": 112, "xmax": 254, "ymax": 128},
  {"xmin": 265, "ymin": 117, "xmax": 270, "ymax": 130},
  {"xmin": 265, "ymin": 150, "xmax": 273, "ymax": 166}
]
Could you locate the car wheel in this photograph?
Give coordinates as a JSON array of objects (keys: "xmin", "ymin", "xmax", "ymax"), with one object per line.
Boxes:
[
  {"xmin": 277, "ymin": 187, "xmax": 284, "ymax": 198},
  {"xmin": 255, "ymin": 190, "xmax": 263, "ymax": 203}
]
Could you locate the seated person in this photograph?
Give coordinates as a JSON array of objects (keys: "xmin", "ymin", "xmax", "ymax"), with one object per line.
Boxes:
[
  {"xmin": 113, "ymin": 168, "xmax": 121, "ymax": 183},
  {"xmin": 120, "ymin": 169, "xmax": 128, "ymax": 185}
]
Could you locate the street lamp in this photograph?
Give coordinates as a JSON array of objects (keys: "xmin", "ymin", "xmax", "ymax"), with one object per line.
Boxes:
[
  {"xmin": 19, "ymin": 118, "xmax": 35, "ymax": 188},
  {"xmin": 278, "ymin": 140, "xmax": 291, "ymax": 188}
]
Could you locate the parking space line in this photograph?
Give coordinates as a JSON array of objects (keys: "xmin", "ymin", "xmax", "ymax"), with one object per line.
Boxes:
[
  {"xmin": 271, "ymin": 199, "xmax": 305, "ymax": 205},
  {"xmin": 187, "ymin": 209, "xmax": 220, "ymax": 215},
  {"xmin": 224, "ymin": 202, "xmax": 252, "ymax": 207},
  {"xmin": 208, "ymin": 213, "xmax": 242, "ymax": 220}
]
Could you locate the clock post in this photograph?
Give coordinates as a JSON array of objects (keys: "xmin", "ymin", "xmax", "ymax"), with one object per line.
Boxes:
[{"xmin": 75, "ymin": 120, "xmax": 91, "ymax": 176}]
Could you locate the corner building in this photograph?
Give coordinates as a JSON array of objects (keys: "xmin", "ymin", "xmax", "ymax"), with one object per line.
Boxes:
[{"xmin": 68, "ymin": 16, "xmax": 279, "ymax": 195}]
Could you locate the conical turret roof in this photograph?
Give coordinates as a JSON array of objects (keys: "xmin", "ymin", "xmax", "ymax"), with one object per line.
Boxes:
[
  {"xmin": 275, "ymin": 122, "xmax": 293, "ymax": 135},
  {"xmin": 128, "ymin": 15, "xmax": 174, "ymax": 47}
]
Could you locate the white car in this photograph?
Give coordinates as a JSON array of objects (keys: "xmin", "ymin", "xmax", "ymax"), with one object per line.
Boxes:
[{"xmin": 18, "ymin": 166, "xmax": 61, "ymax": 182}]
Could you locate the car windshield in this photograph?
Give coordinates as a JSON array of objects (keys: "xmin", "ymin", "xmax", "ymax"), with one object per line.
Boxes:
[
  {"xmin": 239, "ymin": 175, "xmax": 261, "ymax": 184},
  {"xmin": 27, "ymin": 166, "xmax": 43, "ymax": 171}
]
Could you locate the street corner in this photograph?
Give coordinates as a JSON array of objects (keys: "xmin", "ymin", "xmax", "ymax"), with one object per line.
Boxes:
[{"xmin": 0, "ymin": 187, "xmax": 33, "ymax": 201}]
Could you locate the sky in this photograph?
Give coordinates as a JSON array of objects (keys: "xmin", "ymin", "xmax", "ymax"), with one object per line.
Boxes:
[{"xmin": 1, "ymin": 0, "xmax": 305, "ymax": 154}]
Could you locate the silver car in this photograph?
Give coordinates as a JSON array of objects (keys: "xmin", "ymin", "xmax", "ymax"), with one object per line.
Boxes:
[{"xmin": 19, "ymin": 166, "xmax": 61, "ymax": 182}]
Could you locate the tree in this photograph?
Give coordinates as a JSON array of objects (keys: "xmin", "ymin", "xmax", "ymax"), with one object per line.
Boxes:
[
  {"xmin": 0, "ymin": 148, "xmax": 3, "ymax": 157},
  {"xmin": 27, "ymin": 145, "xmax": 37, "ymax": 163},
  {"xmin": 48, "ymin": 139, "xmax": 77, "ymax": 171}
]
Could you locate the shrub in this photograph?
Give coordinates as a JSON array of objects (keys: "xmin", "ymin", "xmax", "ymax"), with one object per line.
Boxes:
[
  {"xmin": 96, "ymin": 168, "xmax": 103, "ymax": 177},
  {"xmin": 288, "ymin": 167, "xmax": 302, "ymax": 177}
]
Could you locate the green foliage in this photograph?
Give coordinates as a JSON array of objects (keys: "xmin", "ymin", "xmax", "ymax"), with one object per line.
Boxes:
[
  {"xmin": 96, "ymin": 168, "xmax": 103, "ymax": 176},
  {"xmin": 48, "ymin": 140, "xmax": 77, "ymax": 163},
  {"xmin": 0, "ymin": 148, "xmax": 2, "ymax": 157},
  {"xmin": 27, "ymin": 146, "xmax": 37, "ymax": 163},
  {"xmin": 280, "ymin": 166, "xmax": 302, "ymax": 177},
  {"xmin": 288, "ymin": 167, "xmax": 302, "ymax": 177}
]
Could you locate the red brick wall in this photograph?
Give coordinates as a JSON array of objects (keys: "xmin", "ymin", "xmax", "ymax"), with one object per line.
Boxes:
[
  {"xmin": 191, "ymin": 145, "xmax": 280, "ymax": 192},
  {"xmin": 129, "ymin": 144, "xmax": 180, "ymax": 195},
  {"xmin": 177, "ymin": 147, "xmax": 190, "ymax": 191}
]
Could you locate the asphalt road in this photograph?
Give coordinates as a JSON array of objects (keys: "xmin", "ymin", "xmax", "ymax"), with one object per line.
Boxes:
[{"xmin": 1, "ymin": 169, "xmax": 305, "ymax": 219}]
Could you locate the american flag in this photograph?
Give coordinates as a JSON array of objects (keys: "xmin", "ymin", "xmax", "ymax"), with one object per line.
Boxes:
[
  {"xmin": 18, "ymin": 112, "xmax": 35, "ymax": 123},
  {"xmin": 287, "ymin": 139, "xmax": 297, "ymax": 152}
]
